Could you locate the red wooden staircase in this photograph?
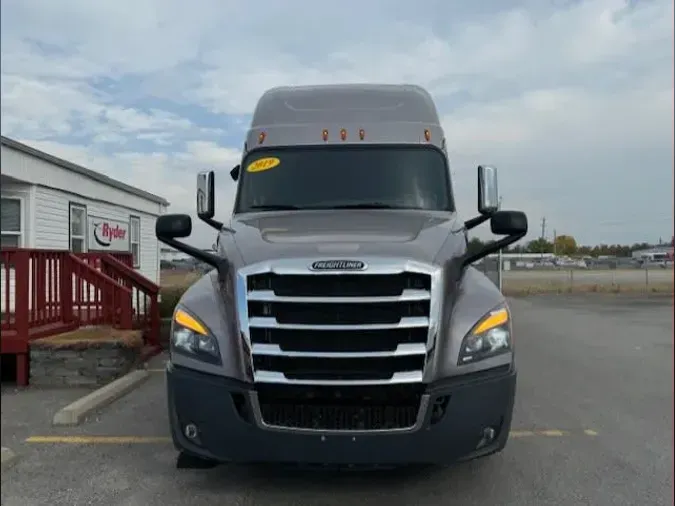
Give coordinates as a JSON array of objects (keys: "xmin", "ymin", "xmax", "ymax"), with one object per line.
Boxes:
[{"xmin": 1, "ymin": 248, "xmax": 161, "ymax": 385}]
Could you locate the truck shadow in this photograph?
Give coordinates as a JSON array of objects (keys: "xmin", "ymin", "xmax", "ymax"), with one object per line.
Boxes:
[{"xmin": 188, "ymin": 457, "xmax": 499, "ymax": 494}]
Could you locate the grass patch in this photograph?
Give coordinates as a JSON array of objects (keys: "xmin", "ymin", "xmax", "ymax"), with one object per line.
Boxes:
[
  {"xmin": 160, "ymin": 270, "xmax": 201, "ymax": 289},
  {"xmin": 159, "ymin": 269, "xmax": 201, "ymax": 318},
  {"xmin": 32, "ymin": 326, "xmax": 144, "ymax": 349},
  {"xmin": 159, "ymin": 286, "xmax": 189, "ymax": 318}
]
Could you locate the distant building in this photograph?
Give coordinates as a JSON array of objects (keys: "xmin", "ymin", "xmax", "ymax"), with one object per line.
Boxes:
[
  {"xmin": 486, "ymin": 253, "xmax": 555, "ymax": 260},
  {"xmin": 631, "ymin": 247, "xmax": 674, "ymax": 262}
]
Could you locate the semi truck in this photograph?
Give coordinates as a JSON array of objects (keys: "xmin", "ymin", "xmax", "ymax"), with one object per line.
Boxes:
[{"xmin": 155, "ymin": 84, "xmax": 528, "ymax": 468}]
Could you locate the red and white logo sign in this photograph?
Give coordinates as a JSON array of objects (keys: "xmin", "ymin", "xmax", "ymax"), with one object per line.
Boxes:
[
  {"xmin": 87, "ymin": 216, "xmax": 130, "ymax": 251},
  {"xmin": 93, "ymin": 222, "xmax": 127, "ymax": 247}
]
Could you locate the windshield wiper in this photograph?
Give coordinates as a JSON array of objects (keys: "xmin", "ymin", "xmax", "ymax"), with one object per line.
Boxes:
[{"xmin": 248, "ymin": 204, "xmax": 301, "ymax": 211}]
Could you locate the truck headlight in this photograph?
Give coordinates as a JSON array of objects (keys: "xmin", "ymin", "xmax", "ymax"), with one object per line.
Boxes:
[
  {"xmin": 458, "ymin": 305, "xmax": 511, "ymax": 365},
  {"xmin": 171, "ymin": 308, "xmax": 221, "ymax": 364}
]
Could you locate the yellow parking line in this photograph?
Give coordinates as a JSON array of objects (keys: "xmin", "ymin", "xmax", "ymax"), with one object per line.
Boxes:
[
  {"xmin": 26, "ymin": 436, "xmax": 172, "ymax": 444},
  {"xmin": 539, "ymin": 429, "xmax": 565, "ymax": 437},
  {"xmin": 509, "ymin": 430, "xmax": 536, "ymax": 438},
  {"xmin": 25, "ymin": 429, "xmax": 598, "ymax": 445}
]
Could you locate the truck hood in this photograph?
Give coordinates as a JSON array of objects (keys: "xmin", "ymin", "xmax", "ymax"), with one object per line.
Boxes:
[{"xmin": 229, "ymin": 209, "xmax": 465, "ymax": 265}]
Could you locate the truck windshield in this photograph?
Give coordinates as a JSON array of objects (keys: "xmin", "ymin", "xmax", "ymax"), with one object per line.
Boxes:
[{"xmin": 235, "ymin": 146, "xmax": 454, "ymax": 213}]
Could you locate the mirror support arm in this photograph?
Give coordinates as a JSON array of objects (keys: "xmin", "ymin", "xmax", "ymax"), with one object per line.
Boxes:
[
  {"xmin": 157, "ymin": 235, "xmax": 222, "ymax": 267},
  {"xmin": 198, "ymin": 216, "xmax": 230, "ymax": 233},
  {"xmin": 464, "ymin": 213, "xmax": 491, "ymax": 231},
  {"xmin": 462, "ymin": 231, "xmax": 526, "ymax": 267}
]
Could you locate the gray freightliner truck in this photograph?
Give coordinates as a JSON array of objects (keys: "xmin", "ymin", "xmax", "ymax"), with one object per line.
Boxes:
[{"xmin": 155, "ymin": 84, "xmax": 528, "ymax": 468}]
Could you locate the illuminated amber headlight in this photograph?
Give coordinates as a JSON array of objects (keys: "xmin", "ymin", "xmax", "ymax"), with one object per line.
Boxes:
[
  {"xmin": 171, "ymin": 308, "xmax": 221, "ymax": 364},
  {"xmin": 458, "ymin": 305, "xmax": 511, "ymax": 365}
]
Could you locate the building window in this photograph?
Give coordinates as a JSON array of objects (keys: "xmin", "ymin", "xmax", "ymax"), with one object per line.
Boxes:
[
  {"xmin": 1, "ymin": 197, "xmax": 23, "ymax": 248},
  {"xmin": 130, "ymin": 216, "xmax": 141, "ymax": 268},
  {"xmin": 70, "ymin": 203, "xmax": 87, "ymax": 253}
]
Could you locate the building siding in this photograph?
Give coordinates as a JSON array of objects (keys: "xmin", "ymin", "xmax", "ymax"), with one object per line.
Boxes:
[{"xmin": 33, "ymin": 186, "xmax": 161, "ymax": 283}]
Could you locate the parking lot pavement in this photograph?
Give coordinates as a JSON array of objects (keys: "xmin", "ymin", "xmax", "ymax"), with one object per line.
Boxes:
[
  {"xmin": 1, "ymin": 295, "xmax": 672, "ymax": 506},
  {"xmin": 0, "ymin": 384, "xmax": 93, "ymax": 449}
]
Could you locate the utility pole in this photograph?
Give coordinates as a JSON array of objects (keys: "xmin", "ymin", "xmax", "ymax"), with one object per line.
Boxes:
[
  {"xmin": 553, "ymin": 229, "xmax": 557, "ymax": 256},
  {"xmin": 540, "ymin": 217, "xmax": 547, "ymax": 259}
]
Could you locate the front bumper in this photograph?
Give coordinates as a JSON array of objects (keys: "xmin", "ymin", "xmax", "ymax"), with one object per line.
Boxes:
[{"xmin": 166, "ymin": 364, "xmax": 517, "ymax": 466}]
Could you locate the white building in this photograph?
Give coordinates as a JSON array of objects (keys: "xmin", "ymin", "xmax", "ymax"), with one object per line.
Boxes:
[
  {"xmin": 1, "ymin": 136, "xmax": 169, "ymax": 284},
  {"xmin": 631, "ymin": 247, "xmax": 674, "ymax": 262}
]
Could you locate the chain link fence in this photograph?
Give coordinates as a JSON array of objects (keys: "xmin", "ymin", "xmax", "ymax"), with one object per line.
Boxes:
[
  {"xmin": 475, "ymin": 258, "xmax": 673, "ymax": 293},
  {"xmin": 501, "ymin": 265, "xmax": 673, "ymax": 294}
]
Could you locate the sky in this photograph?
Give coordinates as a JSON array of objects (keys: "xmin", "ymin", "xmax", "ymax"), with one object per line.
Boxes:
[{"xmin": 1, "ymin": 0, "xmax": 673, "ymax": 248}]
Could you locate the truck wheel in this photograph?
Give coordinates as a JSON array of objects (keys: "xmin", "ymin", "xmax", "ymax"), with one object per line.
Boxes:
[{"xmin": 176, "ymin": 451, "xmax": 220, "ymax": 469}]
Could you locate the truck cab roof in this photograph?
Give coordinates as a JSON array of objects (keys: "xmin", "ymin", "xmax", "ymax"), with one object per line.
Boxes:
[{"xmin": 245, "ymin": 84, "xmax": 446, "ymax": 151}]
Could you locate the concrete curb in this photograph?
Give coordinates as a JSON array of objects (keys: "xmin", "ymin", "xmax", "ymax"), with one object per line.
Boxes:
[
  {"xmin": 1, "ymin": 447, "xmax": 19, "ymax": 470},
  {"xmin": 52, "ymin": 369, "xmax": 150, "ymax": 427}
]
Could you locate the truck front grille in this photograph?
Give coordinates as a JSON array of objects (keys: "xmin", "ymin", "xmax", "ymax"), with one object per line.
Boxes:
[
  {"xmin": 239, "ymin": 260, "xmax": 437, "ymax": 432},
  {"xmin": 255, "ymin": 384, "xmax": 424, "ymax": 431}
]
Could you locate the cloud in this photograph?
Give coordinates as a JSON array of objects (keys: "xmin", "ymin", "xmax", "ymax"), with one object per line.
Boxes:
[{"xmin": 1, "ymin": 0, "xmax": 673, "ymax": 247}]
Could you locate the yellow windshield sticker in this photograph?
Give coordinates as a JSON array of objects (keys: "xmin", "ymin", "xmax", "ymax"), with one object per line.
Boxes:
[{"xmin": 246, "ymin": 157, "xmax": 280, "ymax": 173}]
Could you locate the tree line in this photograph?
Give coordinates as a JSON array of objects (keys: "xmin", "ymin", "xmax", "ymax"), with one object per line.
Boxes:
[{"xmin": 467, "ymin": 235, "xmax": 675, "ymax": 258}]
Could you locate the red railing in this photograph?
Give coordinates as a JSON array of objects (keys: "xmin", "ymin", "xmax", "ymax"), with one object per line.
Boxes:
[
  {"xmin": 1, "ymin": 249, "xmax": 68, "ymax": 333},
  {"xmin": 100, "ymin": 255, "xmax": 160, "ymax": 347},
  {"xmin": 68, "ymin": 254, "xmax": 133, "ymax": 329},
  {"xmin": 75, "ymin": 251, "xmax": 160, "ymax": 346},
  {"xmin": 78, "ymin": 251, "xmax": 133, "ymax": 270},
  {"xmin": 1, "ymin": 248, "xmax": 158, "ymax": 349}
]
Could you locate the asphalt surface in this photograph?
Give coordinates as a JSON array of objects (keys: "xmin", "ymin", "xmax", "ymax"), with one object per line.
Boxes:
[{"xmin": 1, "ymin": 294, "xmax": 673, "ymax": 506}]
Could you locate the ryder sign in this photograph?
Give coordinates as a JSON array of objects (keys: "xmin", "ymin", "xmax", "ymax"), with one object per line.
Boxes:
[{"xmin": 87, "ymin": 216, "xmax": 130, "ymax": 251}]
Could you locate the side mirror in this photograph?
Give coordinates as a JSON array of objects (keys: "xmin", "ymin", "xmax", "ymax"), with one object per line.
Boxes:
[
  {"xmin": 490, "ymin": 210, "xmax": 528, "ymax": 236},
  {"xmin": 197, "ymin": 171, "xmax": 215, "ymax": 219},
  {"xmin": 230, "ymin": 164, "xmax": 240, "ymax": 181},
  {"xmin": 462, "ymin": 209, "xmax": 529, "ymax": 268},
  {"xmin": 477, "ymin": 165, "xmax": 499, "ymax": 215},
  {"xmin": 156, "ymin": 214, "xmax": 192, "ymax": 239},
  {"xmin": 155, "ymin": 213, "xmax": 221, "ymax": 268}
]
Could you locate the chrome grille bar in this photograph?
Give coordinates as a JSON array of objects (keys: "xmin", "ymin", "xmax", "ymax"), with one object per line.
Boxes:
[
  {"xmin": 254, "ymin": 370, "xmax": 424, "ymax": 386},
  {"xmin": 248, "ymin": 316, "xmax": 429, "ymax": 331},
  {"xmin": 247, "ymin": 289, "xmax": 431, "ymax": 303},
  {"xmin": 252, "ymin": 342, "xmax": 427, "ymax": 358}
]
